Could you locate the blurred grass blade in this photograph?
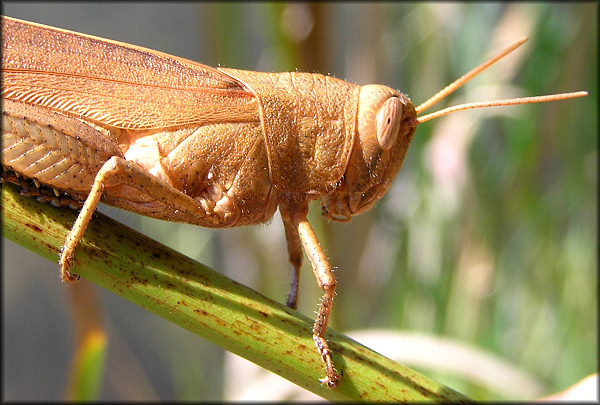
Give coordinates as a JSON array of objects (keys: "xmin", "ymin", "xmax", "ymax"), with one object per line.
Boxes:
[
  {"xmin": 64, "ymin": 278, "xmax": 107, "ymax": 401},
  {"xmin": 66, "ymin": 328, "xmax": 107, "ymax": 400}
]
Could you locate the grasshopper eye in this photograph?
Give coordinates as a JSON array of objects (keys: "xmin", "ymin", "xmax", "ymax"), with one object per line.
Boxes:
[{"xmin": 376, "ymin": 97, "xmax": 402, "ymax": 150}]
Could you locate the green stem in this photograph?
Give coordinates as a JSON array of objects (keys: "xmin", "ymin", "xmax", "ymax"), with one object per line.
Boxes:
[{"xmin": 2, "ymin": 183, "xmax": 471, "ymax": 402}]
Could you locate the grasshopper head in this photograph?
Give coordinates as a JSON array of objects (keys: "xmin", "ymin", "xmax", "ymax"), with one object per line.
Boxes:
[
  {"xmin": 320, "ymin": 38, "xmax": 588, "ymax": 222},
  {"xmin": 322, "ymin": 85, "xmax": 417, "ymax": 221}
]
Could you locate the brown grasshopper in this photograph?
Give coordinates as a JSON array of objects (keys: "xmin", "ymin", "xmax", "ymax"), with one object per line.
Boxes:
[{"xmin": 0, "ymin": 16, "xmax": 586, "ymax": 388}]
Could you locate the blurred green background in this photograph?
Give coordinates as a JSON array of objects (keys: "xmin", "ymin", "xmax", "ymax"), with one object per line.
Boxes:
[{"xmin": 3, "ymin": 2, "xmax": 596, "ymax": 401}]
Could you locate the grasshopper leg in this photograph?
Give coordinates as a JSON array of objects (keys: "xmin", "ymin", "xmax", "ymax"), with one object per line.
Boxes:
[
  {"xmin": 287, "ymin": 209, "xmax": 341, "ymax": 388},
  {"xmin": 59, "ymin": 155, "xmax": 207, "ymax": 282},
  {"xmin": 283, "ymin": 217, "xmax": 302, "ymax": 309}
]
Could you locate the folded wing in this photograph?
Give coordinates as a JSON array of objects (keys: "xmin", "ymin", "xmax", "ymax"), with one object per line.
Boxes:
[{"xmin": 1, "ymin": 16, "xmax": 259, "ymax": 131}]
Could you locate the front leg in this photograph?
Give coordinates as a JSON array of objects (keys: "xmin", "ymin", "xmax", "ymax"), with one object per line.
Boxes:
[{"xmin": 282, "ymin": 203, "xmax": 341, "ymax": 388}]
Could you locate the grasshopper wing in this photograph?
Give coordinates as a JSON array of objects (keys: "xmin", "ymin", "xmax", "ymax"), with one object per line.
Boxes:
[{"xmin": 1, "ymin": 16, "xmax": 259, "ymax": 131}]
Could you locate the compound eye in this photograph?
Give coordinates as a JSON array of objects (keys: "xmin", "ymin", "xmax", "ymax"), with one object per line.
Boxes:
[{"xmin": 376, "ymin": 97, "xmax": 402, "ymax": 150}]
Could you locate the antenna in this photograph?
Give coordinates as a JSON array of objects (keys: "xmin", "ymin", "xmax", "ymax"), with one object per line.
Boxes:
[
  {"xmin": 417, "ymin": 92, "xmax": 588, "ymax": 124},
  {"xmin": 414, "ymin": 37, "xmax": 587, "ymax": 124}
]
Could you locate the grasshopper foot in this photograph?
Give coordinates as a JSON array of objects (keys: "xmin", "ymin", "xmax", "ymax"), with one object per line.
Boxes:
[
  {"xmin": 59, "ymin": 249, "xmax": 80, "ymax": 283},
  {"xmin": 314, "ymin": 335, "xmax": 341, "ymax": 388}
]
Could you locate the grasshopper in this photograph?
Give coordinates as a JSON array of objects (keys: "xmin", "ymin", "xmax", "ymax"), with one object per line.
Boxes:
[{"xmin": 0, "ymin": 16, "xmax": 586, "ymax": 387}]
